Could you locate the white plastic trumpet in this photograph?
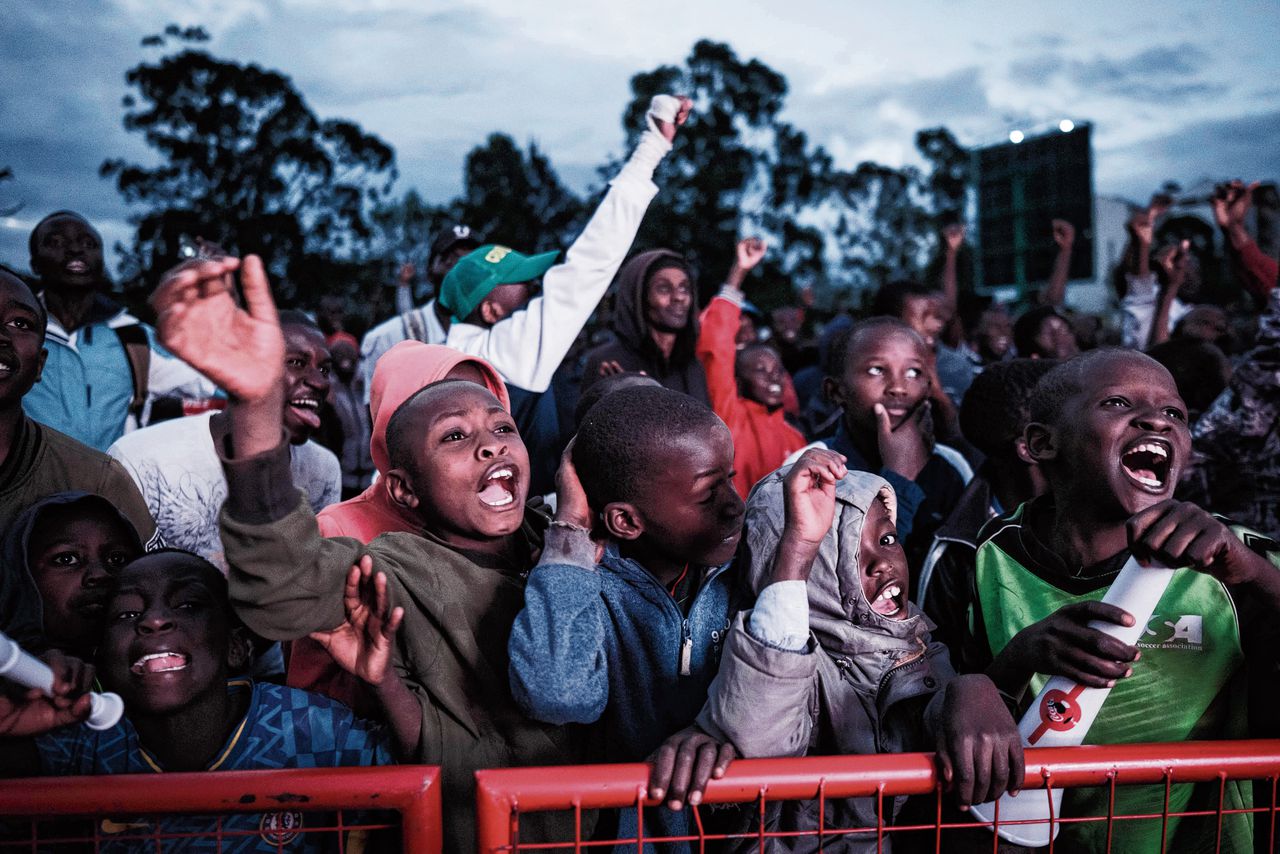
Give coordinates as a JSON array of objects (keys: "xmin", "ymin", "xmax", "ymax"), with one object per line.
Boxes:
[
  {"xmin": 0, "ymin": 630, "xmax": 123, "ymax": 731},
  {"xmin": 968, "ymin": 557, "xmax": 1175, "ymax": 846}
]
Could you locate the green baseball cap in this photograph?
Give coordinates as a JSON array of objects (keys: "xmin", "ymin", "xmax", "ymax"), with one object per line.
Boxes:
[{"xmin": 438, "ymin": 244, "xmax": 559, "ymax": 323}]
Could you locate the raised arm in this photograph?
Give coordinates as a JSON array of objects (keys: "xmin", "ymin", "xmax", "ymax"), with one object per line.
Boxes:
[
  {"xmin": 150, "ymin": 256, "xmax": 364, "ymax": 640},
  {"xmin": 697, "ymin": 238, "xmax": 766, "ymax": 418},
  {"xmin": 508, "ymin": 446, "xmax": 610, "ymax": 725},
  {"xmin": 1148, "ymin": 240, "xmax": 1189, "ymax": 347},
  {"xmin": 1213, "ymin": 180, "xmax": 1277, "ymax": 299},
  {"xmin": 1040, "ymin": 219, "xmax": 1075, "ymax": 306},
  {"xmin": 451, "ymin": 96, "xmax": 691, "ymax": 392}
]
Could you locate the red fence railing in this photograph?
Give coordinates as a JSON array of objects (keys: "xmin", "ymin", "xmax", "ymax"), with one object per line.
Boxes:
[
  {"xmin": 0, "ymin": 765, "xmax": 441, "ymax": 852},
  {"xmin": 475, "ymin": 740, "xmax": 1280, "ymax": 853}
]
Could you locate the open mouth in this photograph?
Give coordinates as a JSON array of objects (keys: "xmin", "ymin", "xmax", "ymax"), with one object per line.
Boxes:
[
  {"xmin": 870, "ymin": 581, "xmax": 904, "ymax": 618},
  {"xmin": 766, "ymin": 383, "xmax": 783, "ymax": 396},
  {"xmin": 288, "ymin": 396, "xmax": 322, "ymax": 430},
  {"xmin": 130, "ymin": 651, "xmax": 190, "ymax": 675},
  {"xmin": 64, "ymin": 260, "xmax": 89, "ymax": 276},
  {"xmin": 1120, "ymin": 439, "xmax": 1172, "ymax": 493},
  {"xmin": 478, "ymin": 463, "xmax": 518, "ymax": 508}
]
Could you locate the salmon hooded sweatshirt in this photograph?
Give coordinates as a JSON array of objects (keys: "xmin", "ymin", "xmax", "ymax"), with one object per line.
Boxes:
[
  {"xmin": 697, "ymin": 286, "xmax": 805, "ymax": 497},
  {"xmin": 289, "ymin": 342, "xmax": 511, "ymax": 714}
]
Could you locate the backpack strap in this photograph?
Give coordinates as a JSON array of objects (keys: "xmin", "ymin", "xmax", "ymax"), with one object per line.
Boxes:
[
  {"xmin": 114, "ymin": 324, "xmax": 151, "ymax": 419},
  {"xmin": 401, "ymin": 308, "xmax": 429, "ymax": 343}
]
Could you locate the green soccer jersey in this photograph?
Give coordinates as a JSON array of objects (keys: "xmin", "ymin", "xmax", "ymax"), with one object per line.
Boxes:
[{"xmin": 969, "ymin": 500, "xmax": 1277, "ymax": 854}]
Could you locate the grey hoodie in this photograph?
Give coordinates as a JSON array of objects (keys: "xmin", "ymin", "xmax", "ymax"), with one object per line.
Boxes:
[{"xmin": 699, "ymin": 466, "xmax": 956, "ymax": 853}]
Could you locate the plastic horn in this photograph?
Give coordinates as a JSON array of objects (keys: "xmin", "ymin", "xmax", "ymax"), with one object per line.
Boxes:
[
  {"xmin": 968, "ymin": 557, "xmax": 1175, "ymax": 846},
  {"xmin": 0, "ymin": 630, "xmax": 123, "ymax": 731}
]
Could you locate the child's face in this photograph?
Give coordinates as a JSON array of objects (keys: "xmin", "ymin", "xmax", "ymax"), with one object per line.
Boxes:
[
  {"xmin": 28, "ymin": 505, "xmax": 140, "ymax": 655},
  {"xmin": 1034, "ymin": 314, "xmax": 1079, "ymax": 360},
  {"xmin": 830, "ymin": 327, "xmax": 931, "ymax": 433},
  {"xmin": 859, "ymin": 499, "xmax": 908, "ymax": 620},
  {"xmin": 0, "ymin": 273, "xmax": 46, "ymax": 407},
  {"xmin": 626, "ymin": 423, "xmax": 745, "ymax": 567},
  {"xmin": 393, "ymin": 383, "xmax": 530, "ymax": 544},
  {"xmin": 1041, "ymin": 353, "xmax": 1191, "ymax": 518},
  {"xmin": 281, "ymin": 323, "xmax": 333, "ymax": 444},
  {"xmin": 736, "ymin": 347, "xmax": 785, "ymax": 409},
  {"xmin": 900, "ymin": 295, "xmax": 944, "ymax": 348},
  {"xmin": 101, "ymin": 555, "xmax": 235, "ymax": 716}
]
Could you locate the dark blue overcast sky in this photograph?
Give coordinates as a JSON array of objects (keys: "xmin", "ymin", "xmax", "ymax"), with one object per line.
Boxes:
[{"xmin": 3, "ymin": 0, "xmax": 1279, "ymax": 273}]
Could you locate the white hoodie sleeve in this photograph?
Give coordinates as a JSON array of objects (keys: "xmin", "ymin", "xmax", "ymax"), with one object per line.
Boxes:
[{"xmin": 444, "ymin": 123, "xmax": 673, "ymax": 392}]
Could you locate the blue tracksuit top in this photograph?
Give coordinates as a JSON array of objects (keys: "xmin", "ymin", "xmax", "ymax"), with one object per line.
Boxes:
[{"xmin": 509, "ymin": 542, "xmax": 733, "ymax": 762}]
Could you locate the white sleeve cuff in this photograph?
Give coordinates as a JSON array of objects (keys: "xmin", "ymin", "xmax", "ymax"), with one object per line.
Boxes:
[
  {"xmin": 748, "ymin": 580, "xmax": 810, "ymax": 651},
  {"xmin": 717, "ymin": 285, "xmax": 745, "ymax": 307}
]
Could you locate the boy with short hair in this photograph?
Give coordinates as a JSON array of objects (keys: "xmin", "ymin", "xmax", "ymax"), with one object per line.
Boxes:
[
  {"xmin": 149, "ymin": 254, "xmax": 582, "ymax": 853},
  {"xmin": 0, "ymin": 492, "xmax": 143, "ymax": 655},
  {"xmin": 508, "ymin": 384, "xmax": 746, "ymax": 841},
  {"xmin": 697, "ymin": 451, "xmax": 1022, "ymax": 851},
  {"xmin": 697, "ymin": 238, "xmax": 806, "ymax": 497},
  {"xmin": 0, "ymin": 550, "xmax": 396, "ymax": 852},
  {"xmin": 795, "ymin": 318, "xmax": 971, "ymax": 580},
  {"xmin": 958, "ymin": 348, "xmax": 1280, "ymax": 851},
  {"xmin": 108, "ymin": 311, "xmax": 340, "ymax": 571}
]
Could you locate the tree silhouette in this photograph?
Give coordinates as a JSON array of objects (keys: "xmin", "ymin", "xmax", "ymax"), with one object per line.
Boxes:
[{"xmin": 102, "ymin": 25, "xmax": 396, "ymax": 305}]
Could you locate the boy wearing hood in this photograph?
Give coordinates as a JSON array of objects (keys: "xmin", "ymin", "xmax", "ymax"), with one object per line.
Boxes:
[
  {"xmin": 583, "ymin": 249, "xmax": 710, "ymax": 404},
  {"xmin": 149, "ymin": 254, "xmax": 583, "ymax": 854},
  {"xmin": 0, "ymin": 492, "xmax": 144, "ymax": 655},
  {"xmin": 698, "ymin": 452, "xmax": 1022, "ymax": 852}
]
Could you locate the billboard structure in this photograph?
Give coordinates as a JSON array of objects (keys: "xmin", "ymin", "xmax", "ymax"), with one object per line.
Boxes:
[{"xmin": 973, "ymin": 124, "xmax": 1095, "ymax": 296}]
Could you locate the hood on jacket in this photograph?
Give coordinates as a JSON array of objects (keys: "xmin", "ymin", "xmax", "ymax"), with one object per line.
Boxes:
[
  {"xmin": 609, "ymin": 249, "xmax": 700, "ymax": 368},
  {"xmin": 0, "ymin": 491, "xmax": 144, "ymax": 650},
  {"xmin": 368, "ymin": 341, "xmax": 510, "ymax": 475},
  {"xmin": 743, "ymin": 466, "xmax": 931, "ymax": 659}
]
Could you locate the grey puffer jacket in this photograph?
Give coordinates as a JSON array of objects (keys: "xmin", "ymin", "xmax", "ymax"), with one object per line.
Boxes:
[{"xmin": 699, "ymin": 466, "xmax": 956, "ymax": 853}]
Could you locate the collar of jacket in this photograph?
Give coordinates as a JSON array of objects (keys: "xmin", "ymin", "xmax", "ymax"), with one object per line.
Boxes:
[
  {"xmin": 38, "ymin": 291, "xmax": 137, "ymax": 345},
  {"xmin": 600, "ymin": 542, "xmax": 732, "ymax": 601}
]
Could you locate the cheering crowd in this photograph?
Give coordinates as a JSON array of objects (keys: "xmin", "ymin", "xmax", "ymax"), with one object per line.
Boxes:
[{"xmin": 1, "ymin": 92, "xmax": 1279, "ymax": 853}]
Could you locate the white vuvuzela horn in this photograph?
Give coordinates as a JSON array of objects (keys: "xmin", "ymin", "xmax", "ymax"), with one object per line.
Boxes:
[
  {"xmin": 0, "ymin": 630, "xmax": 124, "ymax": 731},
  {"xmin": 968, "ymin": 557, "xmax": 1175, "ymax": 846}
]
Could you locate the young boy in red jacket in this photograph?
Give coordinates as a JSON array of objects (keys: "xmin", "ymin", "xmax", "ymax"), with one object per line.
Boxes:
[{"xmin": 697, "ymin": 238, "xmax": 805, "ymax": 497}]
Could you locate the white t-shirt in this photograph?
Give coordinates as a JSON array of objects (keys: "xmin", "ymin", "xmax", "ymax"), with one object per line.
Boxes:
[{"xmin": 108, "ymin": 412, "xmax": 341, "ymax": 571}]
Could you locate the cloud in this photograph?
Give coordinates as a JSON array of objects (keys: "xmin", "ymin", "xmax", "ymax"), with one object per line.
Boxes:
[
  {"xmin": 1009, "ymin": 42, "xmax": 1226, "ymax": 104},
  {"xmin": 1100, "ymin": 109, "xmax": 1280, "ymax": 200}
]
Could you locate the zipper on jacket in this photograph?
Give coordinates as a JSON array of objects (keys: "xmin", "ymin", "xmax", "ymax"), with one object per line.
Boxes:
[{"xmin": 679, "ymin": 619, "xmax": 692, "ymax": 676}]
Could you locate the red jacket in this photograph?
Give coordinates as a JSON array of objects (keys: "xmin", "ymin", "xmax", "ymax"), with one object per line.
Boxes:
[{"xmin": 697, "ymin": 291, "xmax": 806, "ymax": 498}]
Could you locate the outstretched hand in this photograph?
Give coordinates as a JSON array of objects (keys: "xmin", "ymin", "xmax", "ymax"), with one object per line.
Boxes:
[
  {"xmin": 782, "ymin": 448, "xmax": 846, "ymax": 548},
  {"xmin": 309, "ymin": 556, "xmax": 404, "ymax": 687},
  {"xmin": 942, "ymin": 223, "xmax": 966, "ymax": 253},
  {"xmin": 735, "ymin": 237, "xmax": 767, "ymax": 272},
  {"xmin": 1211, "ymin": 180, "xmax": 1257, "ymax": 231},
  {"xmin": 150, "ymin": 254, "xmax": 285, "ymax": 403},
  {"xmin": 647, "ymin": 726, "xmax": 735, "ymax": 811}
]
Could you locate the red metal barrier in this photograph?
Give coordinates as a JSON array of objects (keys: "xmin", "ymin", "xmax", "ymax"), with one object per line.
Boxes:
[
  {"xmin": 0, "ymin": 765, "xmax": 442, "ymax": 852},
  {"xmin": 475, "ymin": 740, "xmax": 1280, "ymax": 853}
]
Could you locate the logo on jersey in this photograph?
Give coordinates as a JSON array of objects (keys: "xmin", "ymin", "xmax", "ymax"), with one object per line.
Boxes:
[
  {"xmin": 1138, "ymin": 613, "xmax": 1204, "ymax": 651},
  {"xmin": 260, "ymin": 811, "xmax": 304, "ymax": 845}
]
